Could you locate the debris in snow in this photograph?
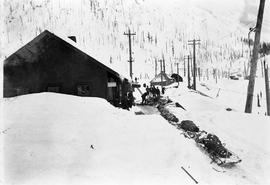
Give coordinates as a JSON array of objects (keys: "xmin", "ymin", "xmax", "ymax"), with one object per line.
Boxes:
[
  {"xmin": 212, "ymin": 167, "xmax": 226, "ymax": 173},
  {"xmin": 226, "ymin": 108, "xmax": 233, "ymax": 111},
  {"xmin": 197, "ymin": 133, "xmax": 232, "ymax": 158},
  {"xmin": 135, "ymin": 111, "xmax": 145, "ymax": 115},
  {"xmin": 1, "ymin": 128, "xmax": 11, "ymax": 134},
  {"xmin": 155, "ymin": 97, "xmax": 242, "ymax": 167},
  {"xmin": 175, "ymin": 102, "xmax": 186, "ymax": 110},
  {"xmin": 181, "ymin": 166, "xmax": 198, "ymax": 184},
  {"xmin": 178, "ymin": 120, "xmax": 199, "ymax": 132},
  {"xmin": 157, "ymin": 104, "xmax": 179, "ymax": 123}
]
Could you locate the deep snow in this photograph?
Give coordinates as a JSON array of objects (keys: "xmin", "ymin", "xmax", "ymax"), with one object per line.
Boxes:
[
  {"xmin": 1, "ymin": 89, "xmax": 270, "ymax": 185},
  {"xmin": 165, "ymin": 80, "xmax": 270, "ymax": 185}
]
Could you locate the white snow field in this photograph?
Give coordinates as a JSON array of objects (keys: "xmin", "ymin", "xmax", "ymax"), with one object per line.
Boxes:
[
  {"xmin": 165, "ymin": 79, "xmax": 270, "ymax": 185},
  {"xmin": 1, "ymin": 93, "xmax": 198, "ymax": 185},
  {"xmin": 1, "ymin": 88, "xmax": 270, "ymax": 185}
]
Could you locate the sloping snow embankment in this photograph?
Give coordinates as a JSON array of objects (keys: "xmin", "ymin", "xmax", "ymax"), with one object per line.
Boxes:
[{"xmin": 2, "ymin": 92, "xmax": 200, "ymax": 185}]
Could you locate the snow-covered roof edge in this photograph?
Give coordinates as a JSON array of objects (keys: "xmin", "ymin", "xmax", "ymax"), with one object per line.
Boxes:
[{"xmin": 52, "ymin": 30, "xmax": 131, "ymax": 82}]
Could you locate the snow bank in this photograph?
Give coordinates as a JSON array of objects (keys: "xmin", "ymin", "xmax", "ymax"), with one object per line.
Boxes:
[
  {"xmin": 2, "ymin": 89, "xmax": 270, "ymax": 185},
  {"xmin": 2, "ymin": 93, "xmax": 196, "ymax": 185}
]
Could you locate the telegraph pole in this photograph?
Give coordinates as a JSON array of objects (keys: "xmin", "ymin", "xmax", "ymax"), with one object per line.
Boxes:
[
  {"xmin": 184, "ymin": 55, "xmax": 192, "ymax": 88},
  {"xmin": 176, "ymin": 63, "xmax": 179, "ymax": 75},
  {"xmin": 264, "ymin": 60, "xmax": 270, "ymax": 116},
  {"xmin": 188, "ymin": 39, "xmax": 200, "ymax": 90},
  {"xmin": 155, "ymin": 58, "xmax": 157, "ymax": 77},
  {"xmin": 184, "ymin": 59, "xmax": 186, "ymax": 77},
  {"xmin": 245, "ymin": 0, "xmax": 265, "ymax": 113},
  {"xmin": 162, "ymin": 54, "xmax": 166, "ymax": 73},
  {"xmin": 124, "ymin": 28, "xmax": 136, "ymax": 80},
  {"xmin": 160, "ymin": 59, "xmax": 163, "ymax": 89}
]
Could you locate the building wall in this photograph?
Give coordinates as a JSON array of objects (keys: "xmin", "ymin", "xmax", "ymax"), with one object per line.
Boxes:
[{"xmin": 4, "ymin": 34, "xmax": 111, "ymax": 98}]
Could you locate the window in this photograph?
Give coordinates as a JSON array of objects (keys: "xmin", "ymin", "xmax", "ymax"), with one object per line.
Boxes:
[{"xmin": 77, "ymin": 83, "xmax": 91, "ymax": 96}]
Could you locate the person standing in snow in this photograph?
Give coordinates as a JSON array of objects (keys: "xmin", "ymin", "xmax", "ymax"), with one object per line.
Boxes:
[
  {"xmin": 121, "ymin": 93, "xmax": 129, "ymax": 110},
  {"xmin": 156, "ymin": 87, "xmax": 160, "ymax": 98},
  {"xmin": 162, "ymin": 87, "xmax": 165, "ymax": 94},
  {"xmin": 141, "ymin": 91, "xmax": 149, "ymax": 105},
  {"xmin": 127, "ymin": 91, "xmax": 134, "ymax": 108}
]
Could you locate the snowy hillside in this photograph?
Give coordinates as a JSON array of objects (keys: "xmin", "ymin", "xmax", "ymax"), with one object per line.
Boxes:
[{"xmin": 1, "ymin": 0, "xmax": 270, "ymax": 79}]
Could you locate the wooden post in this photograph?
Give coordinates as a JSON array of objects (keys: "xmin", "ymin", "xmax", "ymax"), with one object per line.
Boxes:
[
  {"xmin": 188, "ymin": 39, "xmax": 200, "ymax": 90},
  {"xmin": 264, "ymin": 61, "xmax": 270, "ymax": 115},
  {"xmin": 124, "ymin": 29, "xmax": 136, "ymax": 80},
  {"xmin": 162, "ymin": 54, "xmax": 166, "ymax": 73},
  {"xmin": 198, "ymin": 67, "xmax": 201, "ymax": 81},
  {"xmin": 245, "ymin": 0, "xmax": 265, "ymax": 113},
  {"xmin": 160, "ymin": 60, "xmax": 163, "ymax": 89},
  {"xmin": 261, "ymin": 59, "xmax": 264, "ymax": 77},
  {"xmin": 257, "ymin": 94, "xmax": 260, "ymax": 107},
  {"xmin": 155, "ymin": 58, "xmax": 157, "ymax": 77},
  {"xmin": 187, "ymin": 56, "xmax": 191, "ymax": 88},
  {"xmin": 184, "ymin": 59, "xmax": 186, "ymax": 77}
]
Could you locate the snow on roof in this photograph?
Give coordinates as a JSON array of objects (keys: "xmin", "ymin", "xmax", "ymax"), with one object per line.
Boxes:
[
  {"xmin": 52, "ymin": 30, "xmax": 131, "ymax": 81},
  {"xmin": 5, "ymin": 30, "xmax": 131, "ymax": 82},
  {"xmin": 150, "ymin": 72, "xmax": 172, "ymax": 83}
]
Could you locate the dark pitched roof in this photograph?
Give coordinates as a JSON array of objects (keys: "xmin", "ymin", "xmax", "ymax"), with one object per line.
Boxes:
[{"xmin": 4, "ymin": 30, "xmax": 122, "ymax": 79}]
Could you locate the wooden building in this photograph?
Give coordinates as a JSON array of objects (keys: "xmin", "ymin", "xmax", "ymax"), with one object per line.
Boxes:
[{"xmin": 4, "ymin": 30, "xmax": 131, "ymax": 106}]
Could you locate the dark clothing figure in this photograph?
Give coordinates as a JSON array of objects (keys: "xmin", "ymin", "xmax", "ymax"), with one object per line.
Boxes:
[
  {"xmin": 156, "ymin": 87, "xmax": 160, "ymax": 97},
  {"xmin": 127, "ymin": 92, "xmax": 134, "ymax": 108},
  {"xmin": 146, "ymin": 86, "xmax": 150, "ymax": 93},
  {"xmin": 162, "ymin": 87, "xmax": 165, "ymax": 94},
  {"xmin": 121, "ymin": 94, "xmax": 129, "ymax": 110},
  {"xmin": 141, "ymin": 91, "xmax": 149, "ymax": 105}
]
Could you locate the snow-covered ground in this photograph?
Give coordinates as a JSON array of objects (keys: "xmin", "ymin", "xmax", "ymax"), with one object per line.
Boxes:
[
  {"xmin": 165, "ymin": 79, "xmax": 270, "ymax": 185},
  {"xmin": 1, "ymin": 0, "xmax": 270, "ymax": 184},
  {"xmin": 1, "ymin": 83, "xmax": 270, "ymax": 185},
  {"xmin": 1, "ymin": 93, "xmax": 200, "ymax": 185}
]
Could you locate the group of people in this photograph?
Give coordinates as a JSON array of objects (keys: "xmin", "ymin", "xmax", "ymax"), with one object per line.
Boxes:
[
  {"xmin": 141, "ymin": 85, "xmax": 162, "ymax": 105},
  {"xmin": 121, "ymin": 83, "xmax": 167, "ymax": 108}
]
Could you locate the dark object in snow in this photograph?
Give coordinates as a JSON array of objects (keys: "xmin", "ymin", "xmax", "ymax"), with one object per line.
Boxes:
[
  {"xmin": 229, "ymin": 76, "xmax": 239, "ymax": 80},
  {"xmin": 181, "ymin": 166, "xmax": 198, "ymax": 184},
  {"xmin": 135, "ymin": 111, "xmax": 144, "ymax": 115},
  {"xmin": 226, "ymin": 108, "xmax": 232, "ymax": 111},
  {"xmin": 175, "ymin": 102, "xmax": 186, "ymax": 110},
  {"xmin": 157, "ymin": 103, "xmax": 179, "ymax": 123},
  {"xmin": 179, "ymin": 120, "xmax": 199, "ymax": 132},
  {"xmin": 197, "ymin": 133, "xmax": 232, "ymax": 158},
  {"xmin": 171, "ymin": 73, "xmax": 183, "ymax": 82},
  {"xmin": 68, "ymin": 36, "xmax": 77, "ymax": 42},
  {"xmin": 90, "ymin": 145, "xmax": 94, "ymax": 149},
  {"xmin": 141, "ymin": 91, "xmax": 149, "ymax": 105},
  {"xmin": 162, "ymin": 87, "xmax": 165, "ymax": 94},
  {"xmin": 167, "ymin": 98, "xmax": 173, "ymax": 103}
]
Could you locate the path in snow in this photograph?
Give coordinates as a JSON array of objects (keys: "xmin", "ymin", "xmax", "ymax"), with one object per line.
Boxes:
[{"xmin": 134, "ymin": 105, "xmax": 160, "ymax": 115}]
